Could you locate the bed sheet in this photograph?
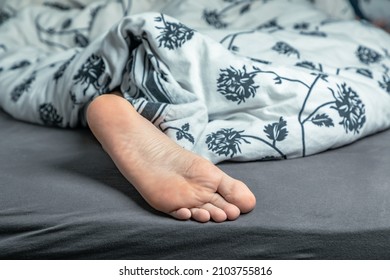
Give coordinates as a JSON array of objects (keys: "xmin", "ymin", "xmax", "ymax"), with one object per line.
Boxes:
[{"xmin": 1, "ymin": 110, "xmax": 390, "ymax": 259}]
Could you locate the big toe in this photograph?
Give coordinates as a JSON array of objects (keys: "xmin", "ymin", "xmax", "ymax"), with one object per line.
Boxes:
[{"xmin": 219, "ymin": 175, "xmax": 256, "ymax": 214}]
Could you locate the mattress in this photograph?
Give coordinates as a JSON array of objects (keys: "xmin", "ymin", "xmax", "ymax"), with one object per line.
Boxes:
[{"xmin": 1, "ymin": 109, "xmax": 390, "ymax": 259}]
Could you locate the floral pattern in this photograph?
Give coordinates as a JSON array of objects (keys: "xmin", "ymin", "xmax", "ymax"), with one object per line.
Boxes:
[
  {"xmin": 272, "ymin": 42, "xmax": 300, "ymax": 59},
  {"xmin": 330, "ymin": 83, "xmax": 366, "ymax": 134},
  {"xmin": 10, "ymin": 72, "xmax": 36, "ymax": 102},
  {"xmin": 379, "ymin": 74, "xmax": 390, "ymax": 94},
  {"xmin": 206, "ymin": 128, "xmax": 249, "ymax": 158},
  {"xmin": 206, "ymin": 118, "xmax": 288, "ymax": 159},
  {"xmin": 0, "ymin": 6, "xmax": 15, "ymax": 25},
  {"xmin": 217, "ymin": 66, "xmax": 259, "ymax": 104},
  {"xmin": 54, "ymin": 54, "xmax": 76, "ymax": 82},
  {"xmin": 202, "ymin": 10, "xmax": 228, "ymax": 29},
  {"xmin": 356, "ymin": 46, "xmax": 383, "ymax": 65},
  {"xmin": 39, "ymin": 103, "xmax": 63, "ymax": 126},
  {"xmin": 202, "ymin": 0, "xmax": 256, "ymax": 29},
  {"xmin": 73, "ymin": 54, "xmax": 111, "ymax": 95},
  {"xmin": 163, "ymin": 123, "xmax": 195, "ymax": 144},
  {"xmin": 0, "ymin": 1, "xmax": 387, "ymax": 163},
  {"xmin": 155, "ymin": 15, "xmax": 195, "ymax": 50},
  {"xmin": 264, "ymin": 117, "xmax": 288, "ymax": 145}
]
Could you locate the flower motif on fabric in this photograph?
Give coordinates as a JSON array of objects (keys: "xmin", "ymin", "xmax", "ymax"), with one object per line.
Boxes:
[
  {"xmin": 155, "ymin": 14, "xmax": 195, "ymax": 50},
  {"xmin": 330, "ymin": 83, "xmax": 366, "ymax": 134},
  {"xmin": 206, "ymin": 118, "xmax": 288, "ymax": 159},
  {"xmin": 272, "ymin": 41, "xmax": 300, "ymax": 59},
  {"xmin": 203, "ymin": 10, "xmax": 228, "ymax": 29},
  {"xmin": 356, "ymin": 46, "xmax": 383, "ymax": 65},
  {"xmin": 217, "ymin": 66, "xmax": 259, "ymax": 104},
  {"xmin": 206, "ymin": 129, "xmax": 249, "ymax": 158},
  {"xmin": 39, "ymin": 103, "xmax": 63, "ymax": 126},
  {"xmin": 379, "ymin": 73, "xmax": 390, "ymax": 94},
  {"xmin": 54, "ymin": 54, "xmax": 76, "ymax": 82},
  {"xmin": 73, "ymin": 54, "xmax": 111, "ymax": 95}
]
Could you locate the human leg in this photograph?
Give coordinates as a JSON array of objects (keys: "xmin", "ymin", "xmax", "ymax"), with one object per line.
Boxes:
[{"xmin": 86, "ymin": 92, "xmax": 256, "ymax": 222}]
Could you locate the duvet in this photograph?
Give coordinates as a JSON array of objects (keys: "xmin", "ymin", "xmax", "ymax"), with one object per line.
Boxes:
[{"xmin": 0, "ymin": 0, "xmax": 389, "ymax": 163}]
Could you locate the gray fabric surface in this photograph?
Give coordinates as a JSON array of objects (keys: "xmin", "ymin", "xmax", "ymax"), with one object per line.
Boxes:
[{"xmin": 1, "ymin": 109, "xmax": 390, "ymax": 259}]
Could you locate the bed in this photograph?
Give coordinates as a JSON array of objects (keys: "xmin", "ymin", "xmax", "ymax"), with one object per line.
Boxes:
[
  {"xmin": 1, "ymin": 109, "xmax": 390, "ymax": 259},
  {"xmin": 1, "ymin": 0, "xmax": 390, "ymax": 259}
]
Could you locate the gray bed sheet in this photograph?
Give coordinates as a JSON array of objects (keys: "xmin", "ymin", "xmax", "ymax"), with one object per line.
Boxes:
[{"xmin": 1, "ymin": 109, "xmax": 390, "ymax": 259}]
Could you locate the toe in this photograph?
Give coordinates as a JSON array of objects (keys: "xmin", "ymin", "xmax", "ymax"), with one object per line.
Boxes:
[
  {"xmin": 218, "ymin": 175, "xmax": 256, "ymax": 214},
  {"xmin": 209, "ymin": 193, "xmax": 240, "ymax": 221},
  {"xmin": 170, "ymin": 208, "xmax": 192, "ymax": 220},
  {"xmin": 190, "ymin": 208, "xmax": 211, "ymax": 223},
  {"xmin": 200, "ymin": 203, "xmax": 227, "ymax": 223}
]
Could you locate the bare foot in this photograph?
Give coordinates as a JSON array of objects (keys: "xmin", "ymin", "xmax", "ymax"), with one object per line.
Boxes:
[{"xmin": 86, "ymin": 93, "xmax": 256, "ymax": 222}]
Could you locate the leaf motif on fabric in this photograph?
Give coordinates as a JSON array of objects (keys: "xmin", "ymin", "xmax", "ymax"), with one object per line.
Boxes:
[
  {"xmin": 10, "ymin": 60, "xmax": 31, "ymax": 70},
  {"xmin": 74, "ymin": 32, "xmax": 89, "ymax": 47},
  {"xmin": 356, "ymin": 68, "xmax": 373, "ymax": 78},
  {"xmin": 175, "ymin": 123, "xmax": 195, "ymax": 144},
  {"xmin": 311, "ymin": 113, "xmax": 334, "ymax": 127},
  {"xmin": 54, "ymin": 54, "xmax": 76, "ymax": 82},
  {"xmin": 378, "ymin": 73, "xmax": 390, "ymax": 94},
  {"xmin": 263, "ymin": 117, "xmax": 288, "ymax": 142},
  {"xmin": 10, "ymin": 72, "xmax": 36, "ymax": 102},
  {"xmin": 240, "ymin": 4, "xmax": 251, "ymax": 14},
  {"xmin": 272, "ymin": 41, "xmax": 300, "ymax": 59},
  {"xmin": 61, "ymin": 18, "xmax": 72, "ymax": 29}
]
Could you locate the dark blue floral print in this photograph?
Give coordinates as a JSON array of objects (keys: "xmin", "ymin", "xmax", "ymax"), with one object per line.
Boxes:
[
  {"xmin": 203, "ymin": 10, "xmax": 228, "ymax": 29},
  {"xmin": 272, "ymin": 41, "xmax": 300, "ymax": 59},
  {"xmin": 203, "ymin": 0, "xmax": 256, "ymax": 29},
  {"xmin": 54, "ymin": 54, "xmax": 76, "ymax": 82},
  {"xmin": 206, "ymin": 128, "xmax": 249, "ymax": 158},
  {"xmin": 155, "ymin": 15, "xmax": 195, "ymax": 50},
  {"xmin": 0, "ymin": 6, "xmax": 15, "ymax": 25},
  {"xmin": 39, "ymin": 103, "xmax": 63, "ymax": 126},
  {"xmin": 10, "ymin": 72, "xmax": 36, "ymax": 102},
  {"xmin": 356, "ymin": 46, "xmax": 383, "ymax": 65},
  {"xmin": 217, "ymin": 66, "xmax": 259, "ymax": 104},
  {"xmin": 310, "ymin": 113, "xmax": 334, "ymax": 127},
  {"xmin": 163, "ymin": 123, "xmax": 195, "ymax": 144},
  {"xmin": 379, "ymin": 73, "xmax": 390, "ymax": 94},
  {"xmin": 10, "ymin": 60, "xmax": 31, "ymax": 70},
  {"xmin": 330, "ymin": 83, "xmax": 366, "ymax": 134},
  {"xmin": 206, "ymin": 118, "xmax": 289, "ymax": 159},
  {"xmin": 296, "ymin": 61, "xmax": 323, "ymax": 72},
  {"xmin": 73, "ymin": 54, "xmax": 110, "ymax": 95},
  {"xmin": 264, "ymin": 117, "xmax": 288, "ymax": 146}
]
